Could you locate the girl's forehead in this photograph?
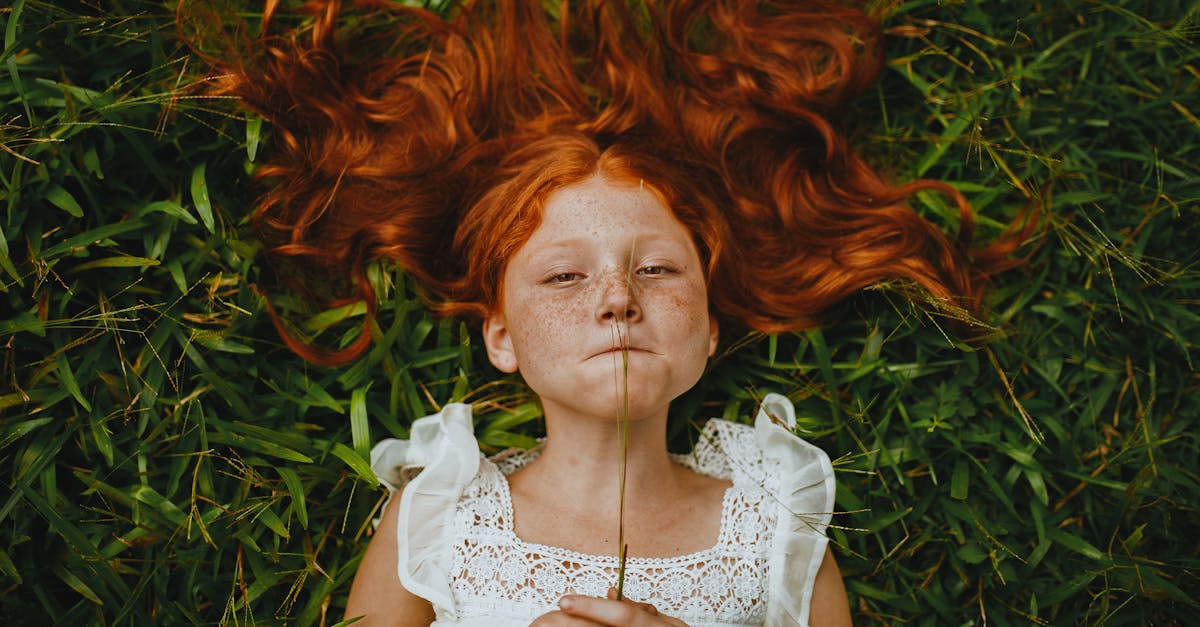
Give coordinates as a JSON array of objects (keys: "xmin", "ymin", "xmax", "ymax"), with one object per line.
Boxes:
[
  {"xmin": 511, "ymin": 178, "xmax": 699, "ymax": 269},
  {"xmin": 539, "ymin": 175, "xmax": 674, "ymax": 228}
]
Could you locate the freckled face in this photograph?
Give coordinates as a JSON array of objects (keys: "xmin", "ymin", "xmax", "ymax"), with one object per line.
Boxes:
[{"xmin": 483, "ymin": 174, "xmax": 719, "ymax": 423}]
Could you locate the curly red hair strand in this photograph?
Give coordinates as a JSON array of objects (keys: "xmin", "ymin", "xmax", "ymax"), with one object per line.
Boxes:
[{"xmin": 179, "ymin": 0, "xmax": 1031, "ymax": 365}]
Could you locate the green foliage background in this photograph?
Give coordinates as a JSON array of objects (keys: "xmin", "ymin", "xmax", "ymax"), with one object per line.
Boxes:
[{"xmin": 2, "ymin": 0, "xmax": 1198, "ymax": 624}]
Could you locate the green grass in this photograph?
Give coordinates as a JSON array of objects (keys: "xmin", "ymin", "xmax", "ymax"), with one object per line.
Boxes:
[{"xmin": 2, "ymin": 0, "xmax": 1198, "ymax": 624}]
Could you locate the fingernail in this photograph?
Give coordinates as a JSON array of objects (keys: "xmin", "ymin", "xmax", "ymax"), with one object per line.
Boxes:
[{"xmin": 559, "ymin": 597, "xmax": 574, "ymax": 610}]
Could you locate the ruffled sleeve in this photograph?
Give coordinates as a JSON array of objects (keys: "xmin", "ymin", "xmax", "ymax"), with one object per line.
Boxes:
[
  {"xmin": 755, "ymin": 393, "xmax": 836, "ymax": 627},
  {"xmin": 368, "ymin": 403, "xmax": 480, "ymax": 617}
]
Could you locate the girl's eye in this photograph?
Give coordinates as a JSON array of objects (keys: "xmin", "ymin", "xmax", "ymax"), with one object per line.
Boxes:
[
  {"xmin": 546, "ymin": 272, "xmax": 581, "ymax": 284},
  {"xmin": 637, "ymin": 265, "xmax": 671, "ymax": 276}
]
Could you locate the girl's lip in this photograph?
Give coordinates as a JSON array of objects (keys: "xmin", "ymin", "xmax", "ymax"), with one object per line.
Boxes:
[{"xmin": 592, "ymin": 347, "xmax": 652, "ymax": 358}]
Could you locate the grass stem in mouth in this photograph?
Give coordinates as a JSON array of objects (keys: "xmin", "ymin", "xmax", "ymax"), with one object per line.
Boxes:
[{"xmin": 614, "ymin": 322, "xmax": 630, "ymax": 600}]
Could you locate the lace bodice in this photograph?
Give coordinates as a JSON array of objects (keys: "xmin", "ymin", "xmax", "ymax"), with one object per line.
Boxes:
[
  {"xmin": 450, "ymin": 434, "xmax": 773, "ymax": 624},
  {"xmin": 370, "ymin": 394, "xmax": 834, "ymax": 626}
]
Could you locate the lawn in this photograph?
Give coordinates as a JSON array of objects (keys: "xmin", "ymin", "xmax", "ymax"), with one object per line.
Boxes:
[{"xmin": 1, "ymin": 1, "xmax": 1197, "ymax": 624}]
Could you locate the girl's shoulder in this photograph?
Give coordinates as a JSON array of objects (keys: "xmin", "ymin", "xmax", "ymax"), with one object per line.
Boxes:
[
  {"xmin": 678, "ymin": 395, "xmax": 838, "ymax": 626},
  {"xmin": 370, "ymin": 402, "xmax": 480, "ymax": 497},
  {"xmin": 367, "ymin": 403, "xmax": 483, "ymax": 615},
  {"xmin": 679, "ymin": 395, "xmax": 835, "ymax": 510}
]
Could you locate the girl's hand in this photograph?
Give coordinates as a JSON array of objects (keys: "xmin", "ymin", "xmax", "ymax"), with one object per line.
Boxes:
[{"xmin": 530, "ymin": 588, "xmax": 688, "ymax": 626}]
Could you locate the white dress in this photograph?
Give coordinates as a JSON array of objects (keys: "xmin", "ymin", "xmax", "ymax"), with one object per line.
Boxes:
[{"xmin": 369, "ymin": 393, "xmax": 835, "ymax": 627}]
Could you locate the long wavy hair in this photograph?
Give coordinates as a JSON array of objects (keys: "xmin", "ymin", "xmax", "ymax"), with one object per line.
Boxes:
[{"xmin": 179, "ymin": 0, "xmax": 1030, "ymax": 365}]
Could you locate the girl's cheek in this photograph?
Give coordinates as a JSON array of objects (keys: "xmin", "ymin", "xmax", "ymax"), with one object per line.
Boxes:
[{"xmin": 658, "ymin": 282, "xmax": 708, "ymax": 325}]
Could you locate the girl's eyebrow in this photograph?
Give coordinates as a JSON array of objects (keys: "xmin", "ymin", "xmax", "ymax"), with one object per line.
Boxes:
[{"xmin": 524, "ymin": 235, "xmax": 691, "ymax": 268}]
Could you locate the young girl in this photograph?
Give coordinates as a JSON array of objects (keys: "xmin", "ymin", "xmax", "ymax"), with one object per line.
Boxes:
[
  {"xmin": 352, "ymin": 137, "xmax": 851, "ymax": 625},
  {"xmin": 185, "ymin": 0, "xmax": 1025, "ymax": 623}
]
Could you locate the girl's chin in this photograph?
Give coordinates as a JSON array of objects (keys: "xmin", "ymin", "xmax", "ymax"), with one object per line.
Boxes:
[
  {"xmin": 529, "ymin": 368, "xmax": 701, "ymax": 420},
  {"xmin": 539, "ymin": 388, "xmax": 683, "ymax": 422}
]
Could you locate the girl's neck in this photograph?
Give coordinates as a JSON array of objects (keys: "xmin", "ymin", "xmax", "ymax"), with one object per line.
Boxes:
[
  {"xmin": 524, "ymin": 400, "xmax": 681, "ymax": 512},
  {"xmin": 504, "ymin": 401, "xmax": 732, "ymax": 558}
]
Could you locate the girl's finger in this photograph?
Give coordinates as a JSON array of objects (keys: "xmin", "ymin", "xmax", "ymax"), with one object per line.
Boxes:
[
  {"xmin": 558, "ymin": 595, "xmax": 686, "ymax": 626},
  {"xmin": 530, "ymin": 609, "xmax": 606, "ymax": 626},
  {"xmin": 605, "ymin": 587, "xmax": 660, "ymax": 615}
]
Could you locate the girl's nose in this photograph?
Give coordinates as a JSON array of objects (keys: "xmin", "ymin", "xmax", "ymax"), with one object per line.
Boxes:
[{"xmin": 595, "ymin": 271, "xmax": 642, "ymax": 324}]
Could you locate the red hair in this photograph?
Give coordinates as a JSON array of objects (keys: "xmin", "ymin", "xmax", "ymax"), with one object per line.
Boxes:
[{"xmin": 179, "ymin": 0, "xmax": 1030, "ymax": 365}]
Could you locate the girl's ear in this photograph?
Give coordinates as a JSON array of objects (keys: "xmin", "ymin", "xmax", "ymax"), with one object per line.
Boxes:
[
  {"xmin": 708, "ymin": 315, "xmax": 719, "ymax": 357},
  {"xmin": 483, "ymin": 313, "xmax": 519, "ymax": 373}
]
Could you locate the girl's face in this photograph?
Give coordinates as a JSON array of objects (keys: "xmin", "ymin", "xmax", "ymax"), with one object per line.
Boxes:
[{"xmin": 483, "ymin": 173, "xmax": 719, "ymax": 423}]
